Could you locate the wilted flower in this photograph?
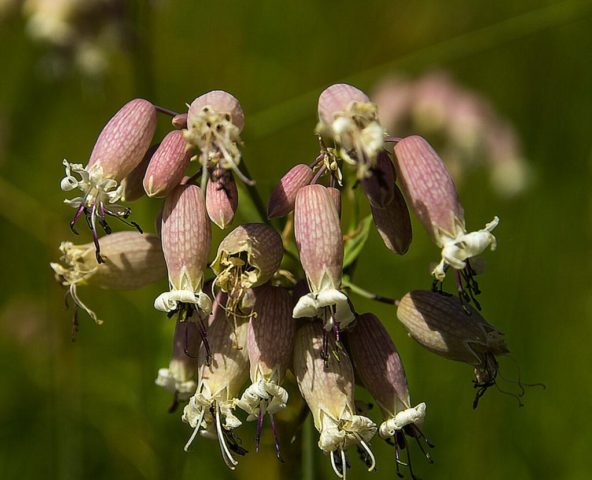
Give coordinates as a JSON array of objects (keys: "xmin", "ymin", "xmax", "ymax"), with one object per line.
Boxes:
[
  {"xmin": 236, "ymin": 285, "xmax": 295, "ymax": 457},
  {"xmin": 143, "ymin": 130, "xmax": 192, "ymax": 198},
  {"xmin": 156, "ymin": 319, "xmax": 201, "ymax": 402},
  {"xmin": 316, "ymin": 83, "xmax": 384, "ymax": 179},
  {"xmin": 206, "ymin": 167, "xmax": 238, "ymax": 229},
  {"xmin": 60, "ymin": 98, "xmax": 157, "ymax": 262},
  {"xmin": 154, "ymin": 183, "xmax": 212, "ymax": 320},
  {"xmin": 183, "ymin": 90, "xmax": 252, "ymax": 189},
  {"xmin": 182, "ymin": 293, "xmax": 249, "ymax": 470},
  {"xmin": 293, "ymin": 322, "xmax": 377, "ymax": 478},
  {"xmin": 397, "ymin": 290, "xmax": 509, "ymax": 407},
  {"xmin": 293, "ymin": 185, "xmax": 355, "ymax": 334},
  {"xmin": 348, "ymin": 313, "xmax": 432, "ymax": 476},
  {"xmin": 211, "ymin": 223, "xmax": 283, "ymax": 317},
  {"xmin": 267, "ymin": 164, "xmax": 314, "ymax": 218},
  {"xmin": 393, "ymin": 135, "xmax": 499, "ymax": 281},
  {"xmin": 50, "ymin": 231, "xmax": 166, "ymax": 324}
]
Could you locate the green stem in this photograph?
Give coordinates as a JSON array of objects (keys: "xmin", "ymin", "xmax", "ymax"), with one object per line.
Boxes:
[
  {"xmin": 240, "ymin": 158, "xmax": 269, "ymax": 224},
  {"xmin": 342, "ymin": 277, "xmax": 399, "ymax": 306},
  {"xmin": 302, "ymin": 416, "xmax": 315, "ymax": 480}
]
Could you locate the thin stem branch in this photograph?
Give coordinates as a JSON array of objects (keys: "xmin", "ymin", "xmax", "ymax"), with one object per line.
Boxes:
[
  {"xmin": 155, "ymin": 105, "xmax": 180, "ymax": 117},
  {"xmin": 239, "ymin": 158, "xmax": 269, "ymax": 224},
  {"xmin": 342, "ymin": 278, "xmax": 399, "ymax": 306}
]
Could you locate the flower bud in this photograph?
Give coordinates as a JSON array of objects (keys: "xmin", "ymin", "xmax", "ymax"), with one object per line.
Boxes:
[
  {"xmin": 206, "ymin": 168, "xmax": 238, "ymax": 229},
  {"xmin": 120, "ymin": 143, "xmax": 158, "ymax": 202},
  {"xmin": 154, "ymin": 184, "xmax": 212, "ymax": 317},
  {"xmin": 172, "ymin": 112, "xmax": 188, "ymax": 129},
  {"xmin": 292, "ymin": 185, "xmax": 354, "ymax": 331},
  {"xmin": 316, "ymin": 83, "xmax": 384, "ymax": 179},
  {"xmin": 182, "ymin": 293, "xmax": 249, "ymax": 469},
  {"xmin": 50, "ymin": 231, "xmax": 166, "ymax": 324},
  {"xmin": 397, "ymin": 290, "xmax": 508, "ymax": 389},
  {"xmin": 143, "ymin": 130, "xmax": 191, "ymax": 198},
  {"xmin": 347, "ymin": 313, "xmax": 426, "ymax": 437},
  {"xmin": 211, "ymin": 223, "xmax": 283, "ymax": 314},
  {"xmin": 293, "ymin": 322, "xmax": 377, "ymax": 475},
  {"xmin": 267, "ymin": 164, "xmax": 314, "ymax": 218},
  {"xmin": 370, "ymin": 184, "xmax": 412, "ymax": 255},
  {"xmin": 361, "ymin": 151, "xmax": 396, "ymax": 208},
  {"xmin": 393, "ymin": 136, "xmax": 499, "ymax": 280},
  {"xmin": 237, "ymin": 285, "xmax": 295, "ymax": 421},
  {"xmin": 156, "ymin": 319, "xmax": 201, "ymax": 400}
]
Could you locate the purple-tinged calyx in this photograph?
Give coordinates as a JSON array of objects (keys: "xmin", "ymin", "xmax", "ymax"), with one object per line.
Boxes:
[
  {"xmin": 182, "ymin": 293, "xmax": 249, "ymax": 470},
  {"xmin": 293, "ymin": 322, "xmax": 377, "ymax": 477},
  {"xmin": 156, "ymin": 319, "xmax": 201, "ymax": 401},
  {"xmin": 370, "ymin": 184, "xmax": 412, "ymax": 255},
  {"xmin": 154, "ymin": 184, "xmax": 211, "ymax": 319},
  {"xmin": 183, "ymin": 90, "xmax": 252, "ymax": 189},
  {"xmin": 292, "ymin": 185, "xmax": 354, "ymax": 331},
  {"xmin": 61, "ymin": 99, "xmax": 156, "ymax": 261},
  {"xmin": 50, "ymin": 231, "xmax": 166, "ymax": 324},
  {"xmin": 316, "ymin": 83, "xmax": 385, "ymax": 179},
  {"xmin": 206, "ymin": 167, "xmax": 238, "ymax": 229},
  {"xmin": 361, "ymin": 151, "xmax": 396, "ymax": 208},
  {"xmin": 394, "ymin": 136, "xmax": 499, "ymax": 280},
  {"xmin": 267, "ymin": 164, "xmax": 314, "ymax": 218}
]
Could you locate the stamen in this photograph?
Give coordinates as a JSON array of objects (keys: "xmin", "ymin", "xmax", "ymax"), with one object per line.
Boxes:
[
  {"xmin": 215, "ymin": 403, "xmax": 238, "ymax": 469},
  {"xmin": 69, "ymin": 203, "xmax": 85, "ymax": 234},
  {"xmin": 340, "ymin": 449, "xmax": 348, "ymax": 480},
  {"xmin": 358, "ymin": 439, "xmax": 376, "ymax": 471},
  {"xmin": 330, "ymin": 451, "xmax": 344, "ymax": 479},
  {"xmin": 256, "ymin": 406, "xmax": 264, "ymax": 453},
  {"xmin": 85, "ymin": 203, "xmax": 103, "ymax": 263},
  {"xmin": 268, "ymin": 412, "xmax": 284, "ymax": 463},
  {"xmin": 184, "ymin": 408, "xmax": 205, "ymax": 452}
]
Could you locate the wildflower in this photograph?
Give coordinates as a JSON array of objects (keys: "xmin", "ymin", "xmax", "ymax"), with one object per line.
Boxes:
[
  {"xmin": 316, "ymin": 83, "xmax": 384, "ymax": 179},
  {"xmin": 292, "ymin": 185, "xmax": 355, "ymax": 335},
  {"xmin": 361, "ymin": 151, "xmax": 396, "ymax": 208},
  {"xmin": 154, "ymin": 183, "xmax": 212, "ymax": 321},
  {"xmin": 183, "ymin": 90, "xmax": 253, "ymax": 190},
  {"xmin": 267, "ymin": 164, "xmax": 314, "ymax": 218},
  {"xmin": 182, "ymin": 293, "xmax": 249, "ymax": 470},
  {"xmin": 236, "ymin": 285, "xmax": 295, "ymax": 458},
  {"xmin": 293, "ymin": 322, "xmax": 377, "ymax": 478},
  {"xmin": 50, "ymin": 231, "xmax": 166, "ymax": 324},
  {"xmin": 397, "ymin": 290, "xmax": 509, "ymax": 407},
  {"xmin": 143, "ymin": 130, "xmax": 192, "ymax": 198},
  {"xmin": 156, "ymin": 319, "xmax": 201, "ymax": 402},
  {"xmin": 369, "ymin": 183, "xmax": 412, "ymax": 255},
  {"xmin": 210, "ymin": 223, "xmax": 283, "ymax": 317},
  {"xmin": 60, "ymin": 98, "xmax": 157, "ymax": 262},
  {"xmin": 348, "ymin": 313, "xmax": 432, "ymax": 477},
  {"xmin": 393, "ymin": 136, "xmax": 499, "ymax": 282},
  {"xmin": 206, "ymin": 167, "xmax": 238, "ymax": 229}
]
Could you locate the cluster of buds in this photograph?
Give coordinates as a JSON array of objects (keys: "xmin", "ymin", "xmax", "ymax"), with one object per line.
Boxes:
[{"xmin": 50, "ymin": 83, "xmax": 520, "ymax": 478}]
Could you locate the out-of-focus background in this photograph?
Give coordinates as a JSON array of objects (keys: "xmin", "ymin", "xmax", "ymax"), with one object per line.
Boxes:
[{"xmin": 1, "ymin": 1, "xmax": 591, "ymax": 479}]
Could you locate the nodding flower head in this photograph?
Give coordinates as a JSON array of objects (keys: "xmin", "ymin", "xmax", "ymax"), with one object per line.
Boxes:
[
  {"xmin": 293, "ymin": 322, "xmax": 377, "ymax": 478},
  {"xmin": 236, "ymin": 285, "xmax": 295, "ymax": 458},
  {"xmin": 182, "ymin": 293, "xmax": 249, "ymax": 470},
  {"xmin": 347, "ymin": 313, "xmax": 433, "ymax": 476},
  {"xmin": 156, "ymin": 319, "xmax": 201, "ymax": 402},
  {"xmin": 50, "ymin": 231, "xmax": 166, "ymax": 324},
  {"xmin": 393, "ymin": 135, "xmax": 499, "ymax": 281},
  {"xmin": 397, "ymin": 290, "xmax": 509, "ymax": 408},
  {"xmin": 267, "ymin": 164, "xmax": 314, "ymax": 219},
  {"xmin": 210, "ymin": 223, "xmax": 283, "ymax": 318},
  {"xmin": 154, "ymin": 183, "xmax": 212, "ymax": 321},
  {"xmin": 292, "ymin": 185, "xmax": 355, "ymax": 334},
  {"xmin": 183, "ymin": 90, "xmax": 253, "ymax": 188},
  {"xmin": 316, "ymin": 83, "xmax": 385, "ymax": 179},
  {"xmin": 60, "ymin": 98, "xmax": 156, "ymax": 262}
]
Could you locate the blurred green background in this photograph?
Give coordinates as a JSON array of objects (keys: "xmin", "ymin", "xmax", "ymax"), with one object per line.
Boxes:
[{"xmin": 1, "ymin": 1, "xmax": 591, "ymax": 479}]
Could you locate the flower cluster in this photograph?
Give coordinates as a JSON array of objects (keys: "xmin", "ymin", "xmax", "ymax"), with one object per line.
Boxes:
[{"xmin": 51, "ymin": 84, "xmax": 516, "ymax": 478}]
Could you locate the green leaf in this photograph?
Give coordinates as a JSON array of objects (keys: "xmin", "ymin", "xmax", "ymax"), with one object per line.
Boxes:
[{"xmin": 343, "ymin": 215, "xmax": 373, "ymax": 268}]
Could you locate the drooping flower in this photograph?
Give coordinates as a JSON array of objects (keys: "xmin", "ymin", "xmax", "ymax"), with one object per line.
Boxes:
[
  {"xmin": 369, "ymin": 183, "xmax": 412, "ymax": 255},
  {"xmin": 293, "ymin": 322, "xmax": 377, "ymax": 478},
  {"xmin": 292, "ymin": 185, "xmax": 355, "ymax": 335},
  {"xmin": 60, "ymin": 98, "xmax": 157, "ymax": 262},
  {"xmin": 393, "ymin": 135, "xmax": 499, "ymax": 281},
  {"xmin": 210, "ymin": 223, "xmax": 283, "ymax": 317},
  {"xmin": 347, "ymin": 313, "xmax": 432, "ymax": 476},
  {"xmin": 182, "ymin": 293, "xmax": 249, "ymax": 470},
  {"xmin": 316, "ymin": 83, "xmax": 384, "ymax": 179},
  {"xmin": 154, "ymin": 183, "xmax": 212, "ymax": 321},
  {"xmin": 156, "ymin": 319, "xmax": 201, "ymax": 402},
  {"xmin": 236, "ymin": 285, "xmax": 295, "ymax": 457},
  {"xmin": 397, "ymin": 290, "xmax": 509, "ymax": 407},
  {"xmin": 50, "ymin": 231, "xmax": 166, "ymax": 324},
  {"xmin": 267, "ymin": 164, "xmax": 314, "ymax": 218}
]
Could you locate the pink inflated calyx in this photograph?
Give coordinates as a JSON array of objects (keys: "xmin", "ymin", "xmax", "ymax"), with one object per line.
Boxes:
[
  {"xmin": 292, "ymin": 185, "xmax": 355, "ymax": 336},
  {"xmin": 143, "ymin": 130, "xmax": 192, "ymax": 198},
  {"xmin": 206, "ymin": 167, "xmax": 238, "ymax": 229},
  {"xmin": 267, "ymin": 164, "xmax": 314, "ymax": 218},
  {"xmin": 60, "ymin": 98, "xmax": 157, "ymax": 263},
  {"xmin": 370, "ymin": 184, "xmax": 412, "ymax": 255}
]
